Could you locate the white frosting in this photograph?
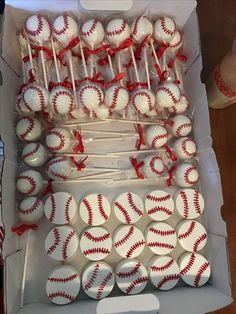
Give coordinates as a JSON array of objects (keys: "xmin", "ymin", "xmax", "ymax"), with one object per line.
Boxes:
[
  {"xmin": 131, "ymin": 89, "xmax": 155, "ymax": 114},
  {"xmin": 45, "ymin": 226, "xmax": 79, "ymax": 261},
  {"xmin": 105, "ymin": 85, "xmax": 129, "ymax": 112},
  {"xmin": 16, "ymin": 117, "xmax": 42, "ymax": 142},
  {"xmin": 22, "ymin": 85, "xmax": 49, "ymax": 112},
  {"xmin": 82, "ymin": 261, "xmax": 115, "ymax": 299},
  {"xmin": 46, "ymin": 128, "xmax": 71, "ymax": 153},
  {"xmin": 175, "ymin": 163, "xmax": 199, "ymax": 187},
  {"xmin": 17, "ymin": 170, "xmax": 43, "ymax": 196},
  {"xmin": 174, "ymin": 137, "xmax": 197, "ymax": 160},
  {"xmin": 44, "ymin": 192, "xmax": 77, "ymax": 225},
  {"xmin": 53, "ymin": 15, "xmax": 78, "ymax": 46},
  {"xmin": 116, "ymin": 259, "xmax": 148, "ymax": 294},
  {"xmin": 46, "ymin": 265, "xmax": 81, "ymax": 305},
  {"xmin": 79, "ymin": 193, "xmax": 111, "ymax": 226},
  {"xmin": 177, "ymin": 220, "xmax": 207, "ymax": 252},
  {"xmin": 80, "ymin": 227, "xmax": 112, "ymax": 261},
  {"xmin": 18, "ymin": 197, "xmax": 44, "ymax": 223},
  {"xmin": 145, "ymin": 222, "xmax": 177, "ymax": 255},
  {"xmin": 113, "ymin": 225, "xmax": 145, "ymax": 259},
  {"xmin": 22, "ymin": 142, "xmax": 48, "ymax": 167},
  {"xmin": 81, "ymin": 19, "xmax": 105, "ymax": 48},
  {"xmin": 69, "ymin": 106, "xmax": 89, "ymax": 119},
  {"xmin": 156, "ymin": 82, "xmax": 181, "ymax": 108},
  {"xmin": 175, "ymin": 188, "xmax": 204, "ymax": 219},
  {"xmin": 148, "ymin": 255, "xmax": 180, "ymax": 290},
  {"xmin": 15, "ymin": 95, "xmax": 32, "ymax": 115},
  {"xmin": 25, "ymin": 15, "xmax": 51, "ymax": 43},
  {"xmin": 131, "ymin": 16, "xmax": 153, "ymax": 42},
  {"xmin": 46, "ymin": 157, "xmax": 73, "ymax": 181},
  {"xmin": 49, "ymin": 87, "xmax": 75, "ymax": 114},
  {"xmin": 142, "ymin": 155, "xmax": 165, "ymax": 179},
  {"xmin": 113, "ymin": 192, "xmax": 144, "ymax": 224},
  {"xmin": 94, "ymin": 105, "xmax": 110, "ymax": 119},
  {"xmin": 154, "ymin": 17, "xmax": 176, "ymax": 43},
  {"xmin": 168, "ymin": 93, "xmax": 189, "ymax": 114},
  {"xmin": 179, "ymin": 252, "xmax": 211, "ymax": 287},
  {"xmin": 144, "ymin": 125, "xmax": 168, "ymax": 148},
  {"xmin": 169, "ymin": 31, "xmax": 183, "ymax": 51},
  {"xmin": 171, "ymin": 115, "xmax": 192, "ymax": 137},
  {"xmin": 78, "ymin": 84, "xmax": 104, "ymax": 111},
  {"xmin": 106, "ymin": 18, "xmax": 130, "ymax": 46},
  {"xmin": 145, "ymin": 190, "xmax": 174, "ymax": 221}
]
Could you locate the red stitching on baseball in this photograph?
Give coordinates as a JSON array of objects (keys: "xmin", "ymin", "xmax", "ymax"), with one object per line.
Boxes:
[
  {"xmin": 126, "ymin": 276, "xmax": 148, "ymax": 294},
  {"xmin": 46, "ymin": 157, "xmax": 69, "ymax": 181},
  {"xmin": 176, "ymin": 122, "xmax": 192, "ymax": 137},
  {"xmin": 52, "ymin": 15, "xmax": 69, "ymax": 36},
  {"xmin": 156, "ymin": 274, "xmax": 180, "ymax": 289},
  {"xmin": 79, "ymin": 85, "xmax": 103, "ymax": 107},
  {"xmin": 180, "ymin": 191, "xmax": 189, "ymax": 219},
  {"xmin": 83, "ymin": 247, "xmax": 110, "ymax": 256},
  {"xmin": 147, "ymin": 194, "xmax": 171, "ymax": 202},
  {"xmin": 150, "ymin": 157, "xmax": 164, "ymax": 175},
  {"xmin": 160, "ymin": 17, "xmax": 176, "ymax": 36},
  {"xmin": 97, "ymin": 194, "xmax": 108, "ymax": 221},
  {"xmin": 127, "ymin": 192, "xmax": 143, "ymax": 216},
  {"xmin": 117, "ymin": 262, "xmax": 142, "ymax": 278},
  {"xmin": 193, "ymin": 262, "xmax": 210, "ymax": 287},
  {"xmin": 17, "ymin": 175, "xmax": 36, "ymax": 195},
  {"xmin": 158, "ymin": 86, "xmax": 178, "ymax": 104},
  {"xmin": 22, "ymin": 86, "xmax": 46, "ymax": 111},
  {"xmin": 83, "ymin": 231, "xmax": 110, "ymax": 242},
  {"xmin": 193, "ymin": 190, "xmax": 202, "ymax": 214},
  {"xmin": 51, "ymin": 90, "xmax": 74, "ymax": 114},
  {"xmin": 132, "ymin": 16, "xmax": 143, "ymax": 36},
  {"xmin": 126, "ymin": 240, "xmax": 145, "ymax": 258},
  {"xmin": 170, "ymin": 32, "xmax": 183, "ymax": 49},
  {"xmin": 106, "ymin": 19, "xmax": 127, "ymax": 37},
  {"xmin": 132, "ymin": 91, "xmax": 153, "ymax": 114},
  {"xmin": 46, "ymin": 130, "xmax": 66, "ymax": 152},
  {"xmin": 62, "ymin": 230, "xmax": 76, "ymax": 260},
  {"xmin": 151, "ymin": 259, "xmax": 174, "ymax": 272},
  {"xmin": 182, "ymin": 138, "xmax": 196, "ymax": 157},
  {"xmin": 184, "ymin": 166, "xmax": 198, "ymax": 185},
  {"xmin": 47, "ymin": 228, "xmax": 61, "ymax": 255},
  {"xmin": 150, "ymin": 227, "xmax": 176, "ymax": 237},
  {"xmin": 19, "ymin": 198, "xmax": 41, "ymax": 215},
  {"xmin": 82, "ymin": 198, "xmax": 93, "ymax": 225},
  {"xmin": 49, "ymin": 193, "xmax": 56, "ymax": 222},
  {"xmin": 147, "ymin": 206, "xmax": 172, "ymax": 216},
  {"xmin": 48, "ymin": 291, "xmax": 74, "ymax": 301},
  {"xmin": 22, "ymin": 143, "xmax": 40, "ymax": 161},
  {"xmin": 180, "ymin": 253, "xmax": 196, "ymax": 275},
  {"xmin": 110, "ymin": 86, "xmax": 126, "ymax": 111},
  {"xmin": 96, "ymin": 271, "xmax": 113, "ymax": 299},
  {"xmin": 19, "ymin": 117, "xmax": 34, "ymax": 141},
  {"xmin": 178, "ymin": 221, "xmax": 196, "ymax": 240},
  {"xmin": 25, "ymin": 14, "xmax": 44, "ymax": 37},
  {"xmin": 114, "ymin": 202, "xmax": 131, "ymax": 224},
  {"xmin": 81, "ymin": 19, "xmax": 99, "ymax": 37},
  {"xmin": 193, "ymin": 233, "xmax": 207, "ymax": 252},
  {"xmin": 84, "ymin": 263, "xmax": 100, "ymax": 290},
  {"xmin": 148, "ymin": 242, "xmax": 175, "ymax": 249},
  {"xmin": 151, "ymin": 134, "xmax": 168, "ymax": 147},
  {"xmin": 114, "ymin": 226, "xmax": 134, "ymax": 248},
  {"xmin": 48, "ymin": 274, "xmax": 79, "ymax": 283},
  {"xmin": 65, "ymin": 196, "xmax": 73, "ymax": 223}
]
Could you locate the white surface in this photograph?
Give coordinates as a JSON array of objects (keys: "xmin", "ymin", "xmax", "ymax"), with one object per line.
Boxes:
[
  {"xmin": 175, "ymin": 188, "xmax": 204, "ymax": 219},
  {"xmin": 145, "ymin": 190, "xmax": 174, "ymax": 221}
]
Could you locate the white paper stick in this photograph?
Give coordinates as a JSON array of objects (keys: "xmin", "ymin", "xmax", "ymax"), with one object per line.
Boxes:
[
  {"xmin": 62, "ymin": 120, "xmax": 110, "ymax": 126},
  {"xmin": 105, "ymin": 118, "xmax": 160, "ymax": 125},
  {"xmin": 90, "ymin": 55, "xmax": 94, "ymax": 78},
  {"xmin": 79, "ymin": 41, "xmax": 89, "ymax": 78},
  {"xmin": 20, "ymin": 230, "xmax": 31, "ymax": 308},
  {"xmin": 26, "ymin": 41, "xmax": 34, "ymax": 69},
  {"xmin": 110, "ymin": 149, "xmax": 161, "ymax": 156},
  {"xmin": 150, "ymin": 39, "xmax": 162, "ymax": 70},
  {"xmin": 67, "ymin": 51, "xmax": 78, "ymax": 107},
  {"xmin": 39, "ymin": 50, "xmax": 48, "ymax": 88},
  {"xmin": 50, "ymin": 39, "xmax": 60, "ymax": 82},
  {"xmin": 20, "ymin": 50, "xmax": 26, "ymax": 84},
  {"xmin": 117, "ymin": 54, "xmax": 124, "ymax": 86},
  {"xmin": 108, "ymin": 53, "xmax": 115, "ymax": 78},
  {"xmin": 130, "ymin": 45, "xmax": 140, "ymax": 84},
  {"xmin": 58, "ymin": 153, "xmax": 118, "ymax": 158},
  {"xmin": 144, "ymin": 47, "xmax": 151, "ymax": 90}
]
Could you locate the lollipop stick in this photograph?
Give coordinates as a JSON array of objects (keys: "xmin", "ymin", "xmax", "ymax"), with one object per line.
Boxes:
[
  {"xmin": 175, "ymin": 60, "xmax": 183, "ymax": 89},
  {"xmin": 117, "ymin": 54, "xmax": 124, "ymax": 86},
  {"xmin": 144, "ymin": 47, "xmax": 151, "ymax": 90},
  {"xmin": 50, "ymin": 39, "xmax": 61, "ymax": 82},
  {"xmin": 150, "ymin": 39, "xmax": 162, "ymax": 70},
  {"xmin": 39, "ymin": 50, "xmax": 48, "ymax": 88},
  {"xmin": 108, "ymin": 54, "xmax": 115, "ymax": 78},
  {"xmin": 20, "ymin": 50, "xmax": 27, "ymax": 84},
  {"xmin": 129, "ymin": 45, "xmax": 140, "ymax": 85},
  {"xmin": 90, "ymin": 55, "xmax": 94, "ymax": 78},
  {"xmin": 67, "ymin": 51, "xmax": 78, "ymax": 107},
  {"xmin": 26, "ymin": 40, "xmax": 34, "ymax": 69},
  {"xmin": 20, "ymin": 230, "xmax": 31, "ymax": 308},
  {"xmin": 79, "ymin": 42, "xmax": 89, "ymax": 78}
]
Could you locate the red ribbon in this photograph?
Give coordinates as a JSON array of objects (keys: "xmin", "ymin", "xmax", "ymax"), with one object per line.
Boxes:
[
  {"xmin": 42, "ymin": 180, "xmax": 54, "ymax": 196},
  {"xmin": 70, "ymin": 156, "xmax": 88, "ymax": 171},
  {"xmin": 157, "ymin": 43, "xmax": 169, "ymax": 59},
  {"xmin": 23, "ymin": 52, "xmax": 38, "ymax": 63},
  {"xmin": 41, "ymin": 111, "xmax": 54, "ymax": 128},
  {"xmin": 166, "ymin": 165, "xmax": 177, "ymax": 186},
  {"xmin": 12, "ymin": 224, "xmax": 38, "ymax": 236},
  {"xmin": 98, "ymin": 56, "xmax": 109, "ymax": 66},
  {"xmin": 31, "ymin": 45, "xmax": 54, "ymax": 60},
  {"xmin": 48, "ymin": 78, "xmax": 73, "ymax": 91},
  {"xmin": 136, "ymin": 124, "xmax": 145, "ymax": 150},
  {"xmin": 28, "ymin": 68, "xmax": 36, "ymax": 83},
  {"xmin": 131, "ymin": 158, "xmax": 144, "ymax": 179},
  {"xmin": 163, "ymin": 119, "xmax": 174, "ymax": 128},
  {"xmin": 126, "ymin": 81, "xmax": 149, "ymax": 92},
  {"xmin": 135, "ymin": 35, "xmax": 149, "ymax": 60},
  {"xmin": 58, "ymin": 37, "xmax": 80, "ymax": 64},
  {"xmin": 75, "ymin": 72, "xmax": 104, "ymax": 87},
  {"xmin": 104, "ymin": 72, "xmax": 126, "ymax": 89},
  {"xmin": 108, "ymin": 38, "xmax": 133, "ymax": 56},
  {"xmin": 168, "ymin": 51, "xmax": 187, "ymax": 69},
  {"xmin": 73, "ymin": 130, "xmax": 84, "ymax": 153},
  {"xmin": 164, "ymin": 145, "xmax": 177, "ymax": 161},
  {"xmin": 83, "ymin": 44, "xmax": 110, "ymax": 58}
]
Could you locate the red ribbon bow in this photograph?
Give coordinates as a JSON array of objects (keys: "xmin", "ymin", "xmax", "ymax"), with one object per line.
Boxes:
[
  {"xmin": 23, "ymin": 52, "xmax": 38, "ymax": 63},
  {"xmin": 17, "ymin": 68, "xmax": 36, "ymax": 94},
  {"xmin": 168, "ymin": 51, "xmax": 187, "ymax": 69},
  {"xmin": 131, "ymin": 157, "xmax": 144, "ymax": 179},
  {"xmin": 31, "ymin": 45, "xmax": 54, "ymax": 60},
  {"xmin": 83, "ymin": 44, "xmax": 110, "ymax": 58},
  {"xmin": 70, "ymin": 156, "xmax": 88, "ymax": 171},
  {"xmin": 166, "ymin": 165, "xmax": 177, "ymax": 186},
  {"xmin": 73, "ymin": 130, "xmax": 84, "ymax": 153},
  {"xmin": 48, "ymin": 78, "xmax": 73, "ymax": 91},
  {"xmin": 41, "ymin": 111, "xmax": 54, "ymax": 128},
  {"xmin": 108, "ymin": 38, "xmax": 133, "ymax": 56},
  {"xmin": 104, "ymin": 72, "xmax": 126, "ymax": 89},
  {"xmin": 136, "ymin": 124, "xmax": 145, "ymax": 150},
  {"xmin": 12, "ymin": 224, "xmax": 38, "ymax": 236},
  {"xmin": 156, "ymin": 43, "xmax": 169, "ymax": 59},
  {"xmin": 98, "ymin": 56, "xmax": 109, "ymax": 66},
  {"xmin": 75, "ymin": 72, "xmax": 104, "ymax": 87},
  {"xmin": 135, "ymin": 35, "xmax": 149, "ymax": 60},
  {"xmin": 164, "ymin": 145, "xmax": 177, "ymax": 161},
  {"xmin": 58, "ymin": 37, "xmax": 80, "ymax": 64},
  {"xmin": 126, "ymin": 81, "xmax": 149, "ymax": 92},
  {"xmin": 42, "ymin": 180, "xmax": 54, "ymax": 196}
]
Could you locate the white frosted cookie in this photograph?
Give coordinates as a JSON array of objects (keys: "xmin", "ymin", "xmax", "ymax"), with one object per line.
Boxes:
[
  {"xmin": 175, "ymin": 163, "xmax": 199, "ymax": 187},
  {"xmin": 145, "ymin": 222, "xmax": 177, "ymax": 255},
  {"xmin": 82, "ymin": 262, "xmax": 115, "ymax": 299},
  {"xmin": 46, "ymin": 265, "xmax": 81, "ymax": 305},
  {"xmin": 179, "ymin": 252, "xmax": 211, "ymax": 287},
  {"xmin": 113, "ymin": 225, "xmax": 145, "ymax": 259},
  {"xmin": 16, "ymin": 170, "xmax": 43, "ymax": 196},
  {"xmin": 116, "ymin": 259, "xmax": 148, "ymax": 295},
  {"xmin": 113, "ymin": 192, "xmax": 144, "ymax": 224},
  {"xmin": 142, "ymin": 155, "xmax": 165, "ymax": 179},
  {"xmin": 18, "ymin": 197, "xmax": 44, "ymax": 223},
  {"xmin": 80, "ymin": 227, "xmax": 112, "ymax": 261},
  {"xmin": 22, "ymin": 142, "xmax": 48, "ymax": 167},
  {"xmin": 175, "ymin": 188, "xmax": 204, "ymax": 219},
  {"xmin": 177, "ymin": 220, "xmax": 207, "ymax": 252},
  {"xmin": 148, "ymin": 255, "xmax": 180, "ymax": 290},
  {"xmin": 174, "ymin": 137, "xmax": 197, "ymax": 160},
  {"xmin": 79, "ymin": 193, "xmax": 111, "ymax": 226},
  {"xmin": 145, "ymin": 190, "xmax": 174, "ymax": 221},
  {"xmin": 45, "ymin": 226, "xmax": 79, "ymax": 262},
  {"xmin": 44, "ymin": 192, "xmax": 77, "ymax": 225}
]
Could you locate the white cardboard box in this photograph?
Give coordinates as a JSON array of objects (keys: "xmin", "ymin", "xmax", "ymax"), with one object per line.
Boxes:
[{"xmin": 0, "ymin": 1, "xmax": 233, "ymax": 313}]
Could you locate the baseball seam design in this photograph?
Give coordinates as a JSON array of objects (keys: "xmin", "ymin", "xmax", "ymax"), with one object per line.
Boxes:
[
  {"xmin": 20, "ymin": 117, "xmax": 34, "ymax": 141},
  {"xmin": 150, "ymin": 259, "xmax": 174, "ymax": 272},
  {"xmin": 48, "ymin": 274, "xmax": 79, "ymax": 283},
  {"xmin": 62, "ymin": 230, "xmax": 76, "ymax": 260},
  {"xmin": 25, "ymin": 14, "xmax": 44, "ymax": 37},
  {"xmin": 126, "ymin": 240, "xmax": 145, "ymax": 258},
  {"xmin": 82, "ymin": 198, "xmax": 93, "ymax": 225},
  {"xmin": 110, "ymin": 86, "xmax": 125, "ymax": 111},
  {"xmin": 79, "ymin": 85, "xmax": 103, "ymax": 107},
  {"xmin": 49, "ymin": 193, "xmax": 56, "ymax": 222},
  {"xmin": 127, "ymin": 192, "xmax": 143, "ymax": 216},
  {"xmin": 48, "ymin": 291, "xmax": 74, "ymax": 301},
  {"xmin": 176, "ymin": 123, "xmax": 192, "ymax": 137},
  {"xmin": 83, "ymin": 231, "xmax": 110, "ymax": 242},
  {"xmin": 150, "ymin": 157, "xmax": 164, "ymax": 175},
  {"xmin": 193, "ymin": 233, "xmax": 207, "ymax": 252},
  {"xmin": 132, "ymin": 91, "xmax": 153, "ymax": 114},
  {"xmin": 182, "ymin": 138, "xmax": 196, "ymax": 157},
  {"xmin": 170, "ymin": 32, "xmax": 183, "ymax": 49},
  {"xmin": 126, "ymin": 276, "xmax": 148, "ymax": 294},
  {"xmin": 84, "ymin": 264, "xmax": 99, "ymax": 290},
  {"xmin": 151, "ymin": 134, "xmax": 168, "ymax": 147},
  {"xmin": 96, "ymin": 271, "xmax": 113, "ymax": 299},
  {"xmin": 147, "ymin": 206, "xmax": 172, "ymax": 216},
  {"xmin": 17, "ymin": 175, "xmax": 36, "ymax": 195},
  {"xmin": 147, "ymin": 194, "xmax": 171, "ymax": 202},
  {"xmin": 180, "ymin": 253, "xmax": 196, "ymax": 275},
  {"xmin": 52, "ymin": 90, "xmax": 74, "ymax": 114},
  {"xmin": 156, "ymin": 274, "xmax": 180, "ymax": 289},
  {"xmin": 114, "ymin": 226, "xmax": 134, "ymax": 248},
  {"xmin": 180, "ymin": 191, "xmax": 189, "ymax": 219},
  {"xmin": 97, "ymin": 194, "xmax": 108, "ymax": 221},
  {"xmin": 158, "ymin": 86, "xmax": 178, "ymax": 104},
  {"xmin": 47, "ymin": 228, "xmax": 61, "ymax": 255},
  {"xmin": 132, "ymin": 16, "xmax": 142, "ymax": 36},
  {"xmin": 46, "ymin": 157, "xmax": 69, "ymax": 181},
  {"xmin": 150, "ymin": 227, "xmax": 176, "ymax": 237},
  {"xmin": 160, "ymin": 17, "xmax": 176, "ymax": 36},
  {"xmin": 19, "ymin": 198, "xmax": 41, "ymax": 215},
  {"xmin": 23, "ymin": 86, "xmax": 45, "ymax": 110},
  {"xmin": 178, "ymin": 221, "xmax": 196, "ymax": 240},
  {"xmin": 81, "ymin": 19, "xmax": 98, "ymax": 37},
  {"xmin": 106, "ymin": 19, "xmax": 127, "ymax": 37},
  {"xmin": 65, "ymin": 196, "xmax": 73, "ymax": 223},
  {"xmin": 22, "ymin": 143, "xmax": 40, "ymax": 161},
  {"xmin": 193, "ymin": 262, "xmax": 210, "ymax": 287},
  {"xmin": 46, "ymin": 130, "xmax": 66, "ymax": 152},
  {"xmin": 114, "ymin": 202, "xmax": 131, "ymax": 224},
  {"xmin": 148, "ymin": 242, "xmax": 174, "ymax": 249},
  {"xmin": 184, "ymin": 166, "xmax": 198, "ymax": 185},
  {"xmin": 83, "ymin": 247, "xmax": 110, "ymax": 256},
  {"xmin": 52, "ymin": 15, "xmax": 69, "ymax": 35},
  {"xmin": 193, "ymin": 191, "xmax": 202, "ymax": 214},
  {"xmin": 117, "ymin": 262, "xmax": 141, "ymax": 278}
]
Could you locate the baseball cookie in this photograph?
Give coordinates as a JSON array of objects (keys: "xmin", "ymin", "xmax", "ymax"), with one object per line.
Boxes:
[
  {"xmin": 113, "ymin": 192, "xmax": 144, "ymax": 224},
  {"xmin": 80, "ymin": 227, "xmax": 112, "ymax": 261},
  {"xmin": 46, "ymin": 157, "xmax": 73, "ymax": 181},
  {"xmin": 46, "ymin": 265, "xmax": 81, "ymax": 305},
  {"xmin": 46, "ymin": 128, "xmax": 71, "ymax": 153},
  {"xmin": 174, "ymin": 137, "xmax": 197, "ymax": 160},
  {"xmin": 170, "ymin": 115, "xmax": 192, "ymax": 137},
  {"xmin": 80, "ymin": 19, "xmax": 105, "ymax": 48},
  {"xmin": 142, "ymin": 155, "xmax": 165, "ymax": 179},
  {"xmin": 179, "ymin": 252, "xmax": 211, "ymax": 287},
  {"xmin": 78, "ymin": 84, "xmax": 104, "ymax": 111},
  {"xmin": 154, "ymin": 16, "xmax": 176, "ymax": 43},
  {"xmin": 16, "ymin": 117, "xmax": 42, "ymax": 142},
  {"xmin": 145, "ymin": 222, "xmax": 177, "ymax": 255},
  {"xmin": 45, "ymin": 226, "xmax": 79, "ymax": 261},
  {"xmin": 131, "ymin": 89, "xmax": 155, "ymax": 115},
  {"xmin": 148, "ymin": 255, "xmax": 180, "ymax": 290},
  {"xmin": 79, "ymin": 193, "xmax": 111, "ymax": 226},
  {"xmin": 175, "ymin": 163, "xmax": 199, "ymax": 187},
  {"xmin": 131, "ymin": 15, "xmax": 153, "ymax": 42},
  {"xmin": 113, "ymin": 225, "xmax": 145, "ymax": 259},
  {"xmin": 168, "ymin": 93, "xmax": 189, "ymax": 115},
  {"xmin": 156, "ymin": 82, "xmax": 181, "ymax": 108},
  {"xmin": 49, "ymin": 87, "xmax": 75, "ymax": 114},
  {"xmin": 175, "ymin": 188, "xmax": 204, "ymax": 219},
  {"xmin": 44, "ymin": 192, "xmax": 77, "ymax": 225},
  {"xmin": 16, "ymin": 170, "xmax": 43, "ymax": 196},
  {"xmin": 25, "ymin": 14, "xmax": 51, "ymax": 43},
  {"xmin": 82, "ymin": 262, "xmax": 115, "ymax": 299},
  {"xmin": 144, "ymin": 125, "xmax": 168, "ymax": 148},
  {"xmin": 145, "ymin": 190, "xmax": 174, "ymax": 221},
  {"xmin": 177, "ymin": 220, "xmax": 207, "ymax": 252},
  {"xmin": 21, "ymin": 84, "xmax": 49, "ymax": 112},
  {"xmin": 22, "ymin": 142, "xmax": 48, "ymax": 167},
  {"xmin": 105, "ymin": 85, "xmax": 129, "ymax": 112},
  {"xmin": 105, "ymin": 18, "xmax": 131, "ymax": 47},
  {"xmin": 18, "ymin": 197, "xmax": 44, "ymax": 223},
  {"xmin": 116, "ymin": 259, "xmax": 148, "ymax": 295}
]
